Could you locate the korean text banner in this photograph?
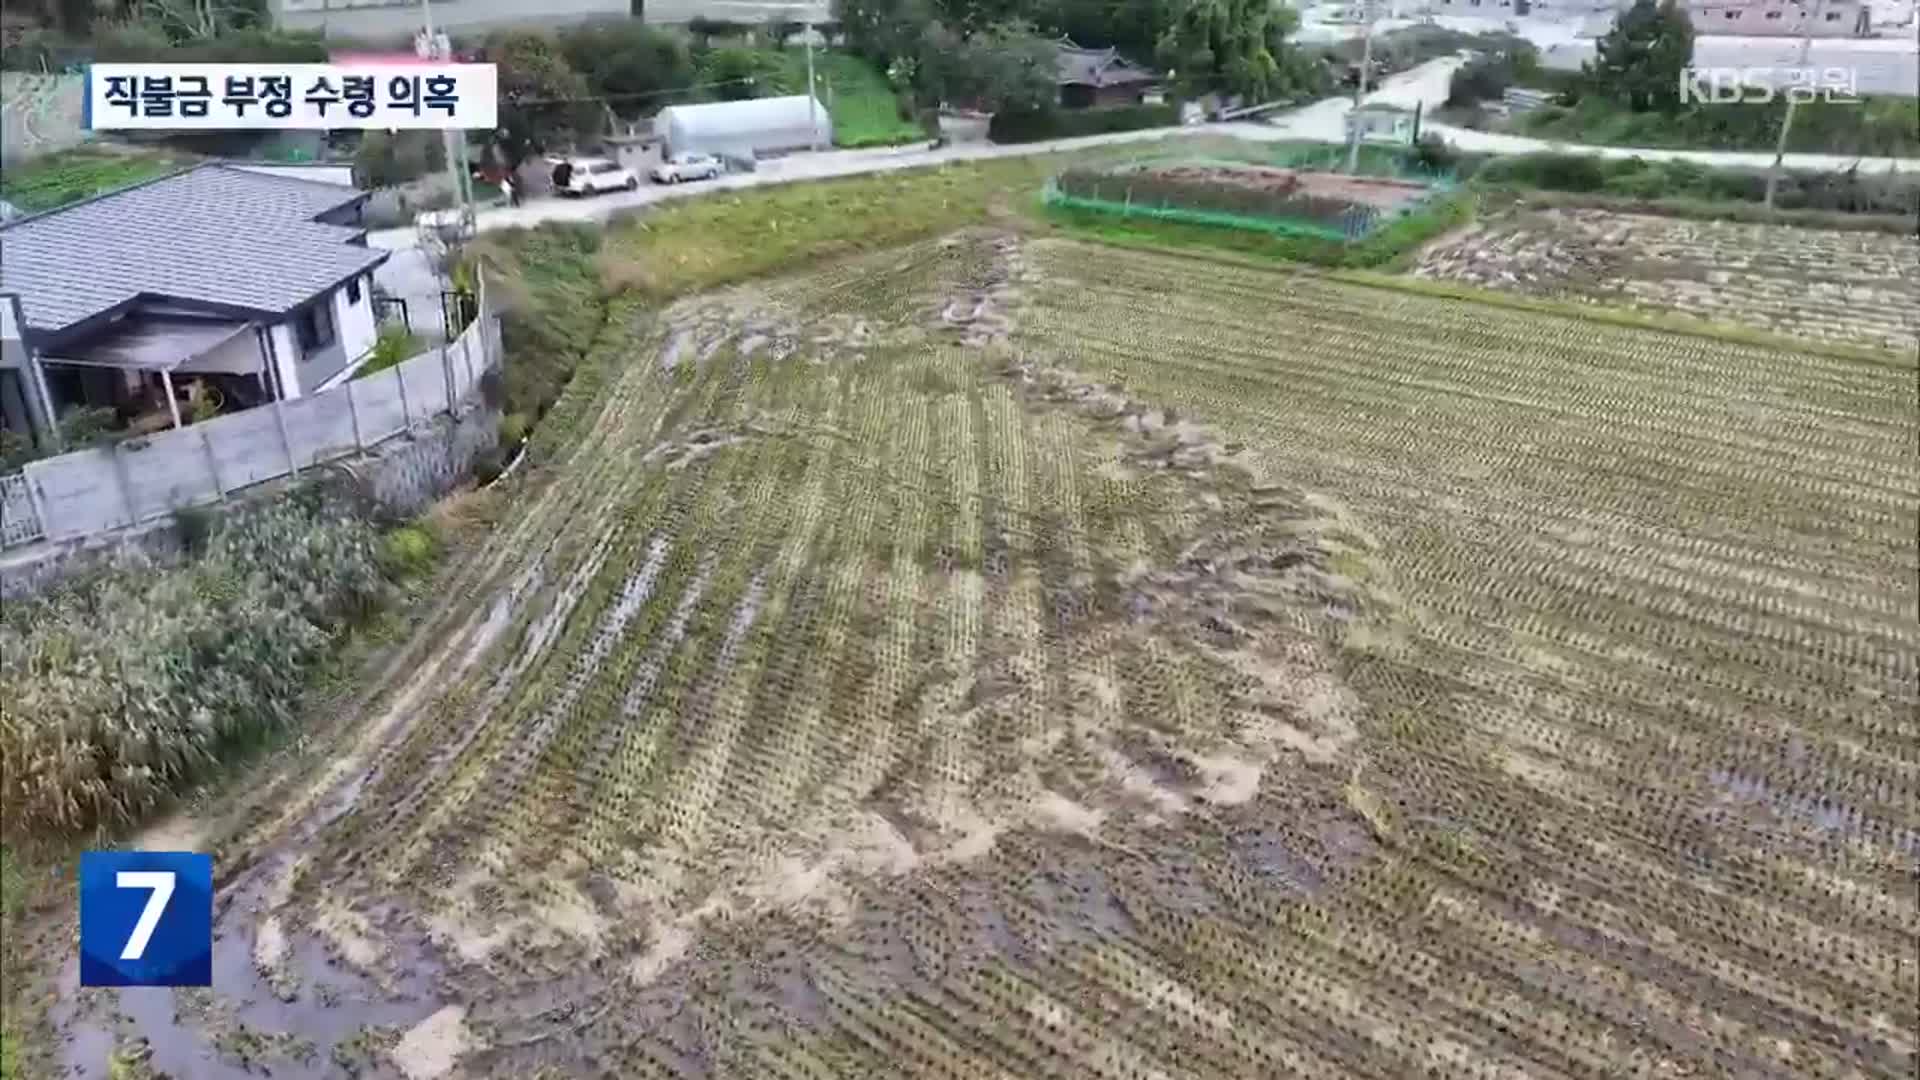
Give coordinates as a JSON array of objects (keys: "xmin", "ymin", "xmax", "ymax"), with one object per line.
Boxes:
[{"xmin": 86, "ymin": 63, "xmax": 498, "ymax": 130}]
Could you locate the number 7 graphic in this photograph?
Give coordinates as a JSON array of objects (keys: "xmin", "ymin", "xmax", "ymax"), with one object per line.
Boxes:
[
  {"xmin": 116, "ymin": 871, "xmax": 176, "ymax": 961},
  {"xmin": 80, "ymin": 851, "xmax": 212, "ymax": 987}
]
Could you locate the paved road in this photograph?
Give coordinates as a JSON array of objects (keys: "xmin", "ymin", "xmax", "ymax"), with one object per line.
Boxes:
[{"xmin": 370, "ymin": 52, "xmax": 1920, "ymax": 283}]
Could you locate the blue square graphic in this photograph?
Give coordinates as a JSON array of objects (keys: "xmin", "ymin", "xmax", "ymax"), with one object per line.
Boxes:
[{"xmin": 79, "ymin": 851, "xmax": 213, "ymax": 987}]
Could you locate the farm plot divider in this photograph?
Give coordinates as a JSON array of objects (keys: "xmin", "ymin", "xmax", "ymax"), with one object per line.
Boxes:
[{"xmin": 1046, "ymin": 173, "xmax": 1370, "ymax": 240}]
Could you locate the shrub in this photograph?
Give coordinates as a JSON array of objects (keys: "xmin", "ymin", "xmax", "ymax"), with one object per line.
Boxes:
[
  {"xmin": 470, "ymin": 446, "xmax": 508, "ymax": 486},
  {"xmin": 1411, "ymin": 132, "xmax": 1460, "ymax": 174},
  {"xmin": 353, "ymin": 131, "xmax": 446, "ymax": 189},
  {"xmin": 1446, "ymin": 41, "xmax": 1540, "ymax": 106},
  {"xmin": 381, "ymin": 524, "xmax": 439, "ymax": 577},
  {"xmin": 557, "ymin": 20, "xmax": 696, "ymax": 117},
  {"xmin": 353, "ymin": 325, "xmax": 424, "ymax": 380},
  {"xmin": 989, "ymin": 104, "xmax": 1178, "ymax": 143},
  {"xmin": 499, "ymin": 412, "xmax": 531, "ymax": 449},
  {"xmin": 0, "ymin": 498, "xmax": 392, "ymax": 841},
  {"xmin": 700, "ymin": 46, "xmax": 775, "ymax": 100}
]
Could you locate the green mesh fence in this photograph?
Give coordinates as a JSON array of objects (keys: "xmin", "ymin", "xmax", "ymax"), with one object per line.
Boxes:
[
  {"xmin": 1042, "ymin": 179, "xmax": 1361, "ymax": 241},
  {"xmin": 1043, "ymin": 147, "xmax": 1459, "ymax": 242}
]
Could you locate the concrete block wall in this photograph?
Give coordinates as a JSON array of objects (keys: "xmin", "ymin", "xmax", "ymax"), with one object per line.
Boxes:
[{"xmin": 1, "ymin": 397, "xmax": 501, "ymax": 600}]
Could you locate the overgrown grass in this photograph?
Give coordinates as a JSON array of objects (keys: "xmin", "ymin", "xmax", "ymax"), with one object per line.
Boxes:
[
  {"xmin": 0, "ymin": 495, "xmax": 401, "ymax": 843},
  {"xmin": 474, "ymin": 154, "xmax": 1068, "ymax": 435},
  {"xmin": 762, "ymin": 50, "xmax": 922, "ymax": 147},
  {"xmin": 0, "ymin": 147, "xmax": 193, "ymax": 213},
  {"xmin": 1516, "ymin": 95, "xmax": 1920, "ymax": 158}
]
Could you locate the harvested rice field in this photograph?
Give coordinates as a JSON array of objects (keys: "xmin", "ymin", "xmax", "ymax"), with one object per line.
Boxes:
[
  {"xmin": 48, "ymin": 232, "xmax": 1919, "ymax": 1079},
  {"xmin": 1410, "ymin": 206, "xmax": 1920, "ymax": 351}
]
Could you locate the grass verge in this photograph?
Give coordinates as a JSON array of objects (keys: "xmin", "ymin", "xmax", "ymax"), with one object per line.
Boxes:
[{"xmin": 473, "ymin": 152, "xmax": 1079, "ymax": 438}]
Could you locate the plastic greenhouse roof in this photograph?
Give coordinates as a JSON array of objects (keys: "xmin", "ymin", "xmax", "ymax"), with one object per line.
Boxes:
[{"xmin": 655, "ymin": 95, "xmax": 829, "ymax": 139}]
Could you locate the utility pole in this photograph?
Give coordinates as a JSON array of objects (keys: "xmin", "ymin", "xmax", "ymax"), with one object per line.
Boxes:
[
  {"xmin": 716, "ymin": 0, "xmax": 825, "ymax": 149},
  {"xmin": 1344, "ymin": 0, "xmax": 1378, "ymax": 174},
  {"xmin": 417, "ymin": 0, "xmax": 474, "ymax": 238},
  {"xmin": 1764, "ymin": 0, "xmax": 1822, "ymax": 210},
  {"xmin": 805, "ymin": 19, "xmax": 820, "ymax": 150}
]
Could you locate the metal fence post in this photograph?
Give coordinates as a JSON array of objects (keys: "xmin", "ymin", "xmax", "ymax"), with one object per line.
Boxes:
[
  {"xmin": 440, "ymin": 343, "xmax": 456, "ymax": 418},
  {"xmin": 395, "ymin": 363, "xmax": 411, "ymax": 432}
]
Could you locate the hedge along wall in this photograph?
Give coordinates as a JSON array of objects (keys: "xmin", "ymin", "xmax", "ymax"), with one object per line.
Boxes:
[{"xmin": 988, "ymin": 104, "xmax": 1180, "ymax": 144}]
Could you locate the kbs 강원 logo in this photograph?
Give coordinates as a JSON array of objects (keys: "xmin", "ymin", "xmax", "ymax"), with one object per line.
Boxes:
[
  {"xmin": 1679, "ymin": 66, "xmax": 1861, "ymax": 105},
  {"xmin": 79, "ymin": 851, "xmax": 213, "ymax": 987}
]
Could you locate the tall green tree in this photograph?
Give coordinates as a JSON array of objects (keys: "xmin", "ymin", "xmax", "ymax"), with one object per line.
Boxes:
[
  {"xmin": 1155, "ymin": 0, "xmax": 1282, "ymax": 101},
  {"xmin": 927, "ymin": 19, "xmax": 1058, "ymax": 112},
  {"xmin": 557, "ymin": 20, "xmax": 695, "ymax": 119},
  {"xmin": 485, "ymin": 30, "xmax": 601, "ymax": 166},
  {"xmin": 1588, "ymin": 0, "xmax": 1693, "ymax": 112}
]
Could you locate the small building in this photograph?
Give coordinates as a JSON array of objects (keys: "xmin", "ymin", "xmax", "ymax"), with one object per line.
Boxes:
[
  {"xmin": 0, "ymin": 164, "xmax": 388, "ymax": 452},
  {"xmin": 1345, "ymin": 102, "xmax": 1417, "ymax": 143},
  {"xmin": 1055, "ymin": 37, "xmax": 1163, "ymax": 109},
  {"xmin": 1684, "ymin": 0, "xmax": 1872, "ymax": 35},
  {"xmin": 653, "ymin": 96, "xmax": 832, "ymax": 160}
]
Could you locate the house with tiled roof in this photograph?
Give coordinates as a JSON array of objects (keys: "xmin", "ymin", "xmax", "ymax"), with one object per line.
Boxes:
[
  {"xmin": 1055, "ymin": 37, "xmax": 1164, "ymax": 109},
  {"xmin": 0, "ymin": 163, "xmax": 387, "ymax": 450}
]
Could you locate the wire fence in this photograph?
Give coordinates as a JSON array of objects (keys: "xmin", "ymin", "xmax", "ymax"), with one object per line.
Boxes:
[
  {"xmin": 1043, "ymin": 145, "xmax": 1463, "ymax": 242},
  {"xmin": 1044, "ymin": 175, "xmax": 1377, "ymax": 241}
]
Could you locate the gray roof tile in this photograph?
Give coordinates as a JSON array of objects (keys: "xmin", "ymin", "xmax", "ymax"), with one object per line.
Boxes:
[
  {"xmin": 0, "ymin": 163, "xmax": 387, "ymax": 339},
  {"xmin": 1056, "ymin": 38, "xmax": 1160, "ymax": 87}
]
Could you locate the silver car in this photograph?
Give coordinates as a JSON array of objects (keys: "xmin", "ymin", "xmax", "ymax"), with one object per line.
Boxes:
[{"xmin": 650, "ymin": 152, "xmax": 723, "ymax": 184}]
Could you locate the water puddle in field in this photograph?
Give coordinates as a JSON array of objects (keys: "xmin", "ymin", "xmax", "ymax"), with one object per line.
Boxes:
[
  {"xmin": 1705, "ymin": 767, "xmax": 1918, "ymax": 855},
  {"xmin": 53, "ymin": 887, "xmax": 445, "ymax": 1080}
]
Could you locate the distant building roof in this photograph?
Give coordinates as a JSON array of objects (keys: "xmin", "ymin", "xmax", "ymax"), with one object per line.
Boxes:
[
  {"xmin": 1055, "ymin": 37, "xmax": 1162, "ymax": 88},
  {"xmin": 0, "ymin": 163, "xmax": 385, "ymax": 346}
]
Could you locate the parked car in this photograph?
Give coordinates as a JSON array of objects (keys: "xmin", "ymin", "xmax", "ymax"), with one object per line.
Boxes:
[
  {"xmin": 553, "ymin": 156, "xmax": 638, "ymax": 196},
  {"xmin": 650, "ymin": 152, "xmax": 724, "ymax": 184}
]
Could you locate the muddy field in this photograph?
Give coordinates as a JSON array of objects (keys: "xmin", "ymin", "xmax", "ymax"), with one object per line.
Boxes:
[
  {"xmin": 1410, "ymin": 206, "xmax": 1920, "ymax": 351},
  {"xmin": 37, "ymin": 232, "xmax": 1920, "ymax": 1078}
]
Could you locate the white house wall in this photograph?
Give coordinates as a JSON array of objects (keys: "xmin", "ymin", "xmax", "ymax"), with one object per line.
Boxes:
[
  {"xmin": 337, "ymin": 277, "xmax": 377, "ymax": 369},
  {"xmin": 271, "ymin": 323, "xmax": 303, "ymax": 400}
]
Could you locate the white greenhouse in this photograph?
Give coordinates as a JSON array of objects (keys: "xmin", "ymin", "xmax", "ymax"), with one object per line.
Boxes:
[{"xmin": 653, "ymin": 95, "xmax": 833, "ymax": 160}]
